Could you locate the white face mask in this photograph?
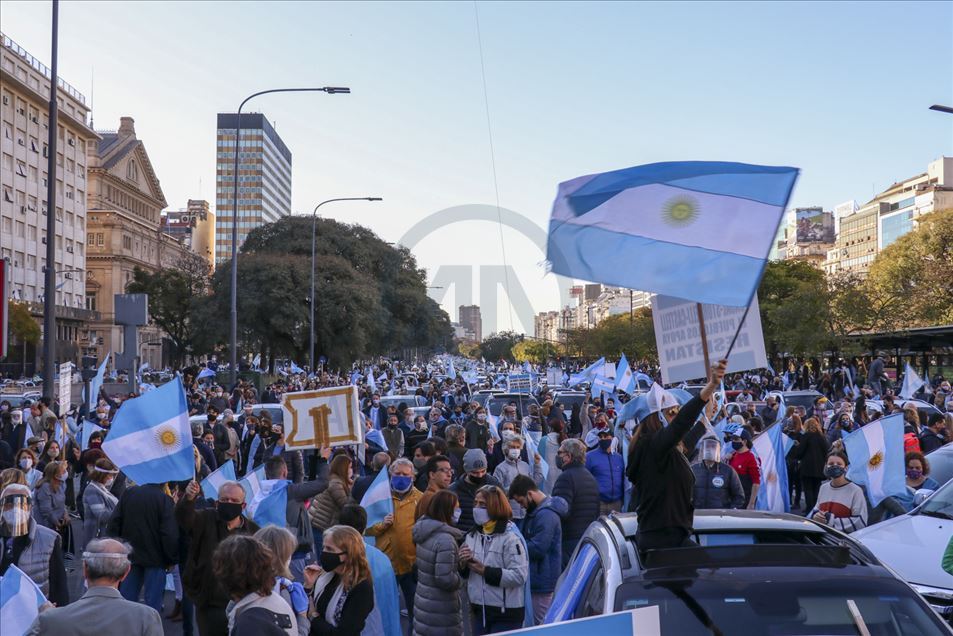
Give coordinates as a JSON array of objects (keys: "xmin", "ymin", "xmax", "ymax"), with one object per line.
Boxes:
[
  {"xmin": 507, "ymin": 448, "xmax": 521, "ymax": 461},
  {"xmin": 19, "ymin": 458, "xmax": 32, "ymax": 470},
  {"xmin": 2, "ymin": 508, "xmax": 29, "ymax": 529},
  {"xmin": 452, "ymin": 508, "xmax": 462, "ymax": 524},
  {"xmin": 472, "ymin": 507, "xmax": 490, "ymax": 527},
  {"xmin": 477, "ymin": 414, "xmax": 487, "ymax": 422},
  {"xmin": 104, "ymin": 478, "xmax": 115, "ymax": 489}
]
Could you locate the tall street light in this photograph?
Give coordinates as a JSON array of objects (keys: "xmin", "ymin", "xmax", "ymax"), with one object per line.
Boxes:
[
  {"xmin": 41, "ymin": 0, "xmax": 60, "ymax": 400},
  {"xmin": 309, "ymin": 197, "xmax": 382, "ymax": 370},
  {"xmin": 929, "ymin": 104, "xmax": 953, "ymax": 114},
  {"xmin": 229, "ymin": 86, "xmax": 350, "ymax": 382}
]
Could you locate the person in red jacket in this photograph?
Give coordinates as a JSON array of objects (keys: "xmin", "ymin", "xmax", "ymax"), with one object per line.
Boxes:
[{"xmin": 728, "ymin": 429, "xmax": 761, "ymax": 509}]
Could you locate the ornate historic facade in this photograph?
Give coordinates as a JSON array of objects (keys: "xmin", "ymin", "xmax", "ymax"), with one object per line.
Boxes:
[{"xmin": 84, "ymin": 116, "xmax": 198, "ymax": 369}]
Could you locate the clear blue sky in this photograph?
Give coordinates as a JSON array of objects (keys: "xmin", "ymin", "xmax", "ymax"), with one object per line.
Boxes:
[{"xmin": 5, "ymin": 1, "xmax": 952, "ymax": 334}]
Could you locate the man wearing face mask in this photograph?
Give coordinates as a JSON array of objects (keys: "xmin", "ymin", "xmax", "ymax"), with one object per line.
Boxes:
[
  {"xmin": 691, "ymin": 437, "xmax": 745, "ymax": 510},
  {"xmin": 177, "ymin": 479, "xmax": 259, "ymax": 635},
  {"xmin": 0, "ymin": 483, "xmax": 70, "ymax": 608},
  {"xmin": 207, "ymin": 387, "xmax": 228, "ymax": 414},
  {"xmin": 427, "ymin": 407, "xmax": 449, "ymax": 439},
  {"xmin": 585, "ymin": 429, "xmax": 625, "ymax": 514},
  {"xmin": 365, "ymin": 458, "xmax": 423, "ymax": 625},
  {"xmin": 465, "ymin": 408, "xmax": 492, "ymax": 452},
  {"xmin": 551, "ymin": 439, "xmax": 600, "ymax": 567},
  {"xmin": 449, "ymin": 449, "xmax": 502, "ymax": 533},
  {"xmin": 363, "ymin": 393, "xmax": 387, "ymax": 430}
]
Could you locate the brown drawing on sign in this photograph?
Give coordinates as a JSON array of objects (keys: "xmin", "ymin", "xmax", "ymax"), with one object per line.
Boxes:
[{"xmin": 309, "ymin": 404, "xmax": 332, "ymax": 448}]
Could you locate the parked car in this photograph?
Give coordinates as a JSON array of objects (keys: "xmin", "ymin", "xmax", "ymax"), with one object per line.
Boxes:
[
  {"xmin": 379, "ymin": 394, "xmax": 427, "ymax": 412},
  {"xmin": 780, "ymin": 389, "xmax": 825, "ymax": 419},
  {"xmin": 867, "ymin": 398, "xmax": 944, "ymax": 429},
  {"xmin": 552, "ymin": 390, "xmax": 588, "ymax": 420},
  {"xmin": 484, "ymin": 393, "xmax": 540, "ymax": 418},
  {"xmin": 926, "ymin": 442, "xmax": 953, "ymax": 488},
  {"xmin": 853, "ymin": 477, "xmax": 953, "ymax": 621},
  {"xmin": 547, "ymin": 509, "xmax": 950, "ymax": 633}
]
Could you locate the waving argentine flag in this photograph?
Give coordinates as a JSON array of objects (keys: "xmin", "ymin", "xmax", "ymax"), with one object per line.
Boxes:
[
  {"xmin": 752, "ymin": 424, "xmax": 790, "ymax": 513},
  {"xmin": 246, "ymin": 478, "xmax": 289, "ymax": 528},
  {"xmin": 238, "ymin": 464, "xmax": 266, "ymax": 505},
  {"xmin": 843, "ymin": 412, "xmax": 905, "ymax": 507},
  {"xmin": 569, "ymin": 357, "xmax": 605, "ymax": 387},
  {"xmin": 196, "ymin": 367, "xmax": 215, "ymax": 381},
  {"xmin": 201, "ymin": 459, "xmax": 237, "ymax": 500},
  {"xmin": 101, "ymin": 376, "xmax": 194, "ymax": 485},
  {"xmin": 899, "ymin": 363, "xmax": 925, "ymax": 399},
  {"xmin": 615, "ymin": 354, "xmax": 635, "ymax": 395},
  {"xmin": 547, "ymin": 161, "xmax": 799, "ymax": 307},
  {"xmin": 447, "ymin": 360, "xmax": 457, "ymax": 380},
  {"xmin": 360, "ymin": 469, "xmax": 394, "ymax": 530},
  {"xmin": 83, "ymin": 352, "xmax": 111, "ymax": 408},
  {"xmin": 0, "ymin": 565, "xmax": 46, "ymax": 636}
]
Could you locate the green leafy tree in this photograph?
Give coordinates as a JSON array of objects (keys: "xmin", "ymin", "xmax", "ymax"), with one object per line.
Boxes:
[
  {"xmin": 125, "ymin": 255, "xmax": 210, "ymax": 367},
  {"xmin": 480, "ymin": 331, "xmax": 523, "ymax": 363},
  {"xmin": 865, "ymin": 208, "xmax": 953, "ymax": 328},
  {"xmin": 9, "ymin": 301, "xmax": 40, "ymax": 345},
  {"xmin": 561, "ymin": 308, "xmax": 657, "ymax": 362},
  {"xmin": 511, "ymin": 339, "xmax": 558, "ymax": 364}
]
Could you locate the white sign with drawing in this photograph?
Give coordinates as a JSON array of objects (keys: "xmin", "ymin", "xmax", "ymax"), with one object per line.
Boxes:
[{"xmin": 280, "ymin": 385, "xmax": 363, "ymax": 450}]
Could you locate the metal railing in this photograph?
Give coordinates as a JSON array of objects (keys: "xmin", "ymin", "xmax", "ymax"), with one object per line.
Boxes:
[{"xmin": 1, "ymin": 32, "xmax": 86, "ymax": 104}]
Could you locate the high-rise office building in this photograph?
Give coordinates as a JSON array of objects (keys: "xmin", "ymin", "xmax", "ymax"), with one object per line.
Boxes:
[
  {"xmin": 214, "ymin": 113, "xmax": 292, "ymax": 264},
  {"xmin": 458, "ymin": 304, "xmax": 482, "ymax": 342}
]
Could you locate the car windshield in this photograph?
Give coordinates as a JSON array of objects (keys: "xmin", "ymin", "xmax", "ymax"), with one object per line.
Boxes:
[
  {"xmin": 555, "ymin": 394, "xmax": 587, "ymax": 412},
  {"xmin": 924, "ymin": 445, "xmax": 953, "ymax": 487},
  {"xmin": 783, "ymin": 393, "xmax": 820, "ymax": 417},
  {"xmin": 615, "ymin": 574, "xmax": 947, "ymax": 635},
  {"xmin": 485, "ymin": 396, "xmax": 538, "ymax": 417},
  {"xmin": 915, "ymin": 478, "xmax": 953, "ymax": 520}
]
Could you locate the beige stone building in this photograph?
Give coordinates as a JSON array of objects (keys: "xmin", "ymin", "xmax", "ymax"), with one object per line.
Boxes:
[
  {"xmin": 0, "ymin": 32, "xmax": 99, "ymax": 371},
  {"xmin": 85, "ymin": 117, "xmax": 197, "ymax": 369}
]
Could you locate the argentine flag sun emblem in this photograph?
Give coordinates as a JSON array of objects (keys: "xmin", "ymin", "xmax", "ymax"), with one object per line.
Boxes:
[{"xmin": 663, "ymin": 196, "xmax": 699, "ymax": 226}]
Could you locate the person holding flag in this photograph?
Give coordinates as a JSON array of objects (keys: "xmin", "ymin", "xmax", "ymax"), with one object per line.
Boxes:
[
  {"xmin": 627, "ymin": 359, "xmax": 727, "ymax": 552},
  {"xmin": 176, "ymin": 477, "xmax": 259, "ymax": 635},
  {"xmin": 807, "ymin": 451, "xmax": 868, "ymax": 534}
]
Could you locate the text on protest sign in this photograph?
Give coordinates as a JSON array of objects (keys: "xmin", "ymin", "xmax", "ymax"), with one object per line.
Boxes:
[
  {"xmin": 652, "ymin": 293, "xmax": 767, "ymax": 385},
  {"xmin": 281, "ymin": 385, "xmax": 363, "ymax": 450},
  {"xmin": 58, "ymin": 362, "xmax": 72, "ymax": 414}
]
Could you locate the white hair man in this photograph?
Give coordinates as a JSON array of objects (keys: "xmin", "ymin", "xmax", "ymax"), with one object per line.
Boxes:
[{"xmin": 26, "ymin": 538, "xmax": 163, "ymax": 635}]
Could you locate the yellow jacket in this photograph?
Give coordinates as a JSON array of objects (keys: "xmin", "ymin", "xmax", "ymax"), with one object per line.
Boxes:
[{"xmin": 366, "ymin": 487, "xmax": 423, "ymax": 576}]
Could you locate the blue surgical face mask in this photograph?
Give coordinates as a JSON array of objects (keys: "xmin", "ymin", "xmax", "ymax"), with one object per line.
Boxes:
[{"xmin": 390, "ymin": 475, "xmax": 413, "ymax": 493}]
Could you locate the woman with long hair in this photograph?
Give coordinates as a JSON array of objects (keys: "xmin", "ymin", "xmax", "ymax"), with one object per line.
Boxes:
[
  {"xmin": 303, "ymin": 525, "xmax": 375, "ymax": 636},
  {"xmin": 81, "ymin": 458, "xmax": 119, "ymax": 548},
  {"xmin": 33, "ymin": 460, "xmax": 71, "ymax": 553},
  {"xmin": 413, "ymin": 489, "xmax": 464, "ymax": 636},
  {"xmin": 792, "ymin": 417, "xmax": 831, "ymax": 516},
  {"xmin": 309, "ymin": 454, "xmax": 354, "ymax": 551},
  {"xmin": 626, "ymin": 360, "xmax": 727, "ymax": 551},
  {"xmin": 37, "ymin": 439, "xmax": 61, "ymax": 473},
  {"xmin": 784, "ymin": 414, "xmax": 804, "ymax": 509},
  {"xmin": 459, "ymin": 485, "xmax": 528, "ymax": 634}
]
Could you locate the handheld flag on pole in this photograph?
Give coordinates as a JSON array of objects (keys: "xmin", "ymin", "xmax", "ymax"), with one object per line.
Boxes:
[
  {"xmin": 569, "ymin": 357, "xmax": 605, "ymax": 387},
  {"xmin": 238, "ymin": 464, "xmax": 266, "ymax": 505},
  {"xmin": 251, "ymin": 353, "xmax": 261, "ymax": 370},
  {"xmin": 0, "ymin": 565, "xmax": 47, "ymax": 636},
  {"xmin": 899, "ymin": 363, "xmax": 925, "ymax": 399},
  {"xmin": 752, "ymin": 424, "xmax": 790, "ymax": 513},
  {"xmin": 842, "ymin": 412, "xmax": 906, "ymax": 507},
  {"xmin": 196, "ymin": 367, "xmax": 215, "ymax": 381},
  {"xmin": 547, "ymin": 161, "xmax": 799, "ymax": 308},
  {"xmin": 290, "ymin": 362, "xmax": 305, "ymax": 375},
  {"xmin": 83, "ymin": 352, "xmax": 111, "ymax": 408},
  {"xmin": 246, "ymin": 479, "xmax": 289, "ymax": 528},
  {"xmin": 360, "ymin": 468, "xmax": 394, "ymax": 531},
  {"xmin": 101, "ymin": 376, "xmax": 194, "ymax": 485},
  {"xmin": 615, "ymin": 354, "xmax": 635, "ymax": 395},
  {"xmin": 201, "ymin": 459, "xmax": 237, "ymax": 500}
]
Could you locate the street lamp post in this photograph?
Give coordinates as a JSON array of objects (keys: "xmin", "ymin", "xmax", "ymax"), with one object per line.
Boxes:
[
  {"xmin": 309, "ymin": 197, "xmax": 382, "ymax": 370},
  {"xmin": 929, "ymin": 105, "xmax": 953, "ymax": 114},
  {"xmin": 41, "ymin": 0, "xmax": 60, "ymax": 400},
  {"xmin": 228, "ymin": 86, "xmax": 350, "ymax": 383}
]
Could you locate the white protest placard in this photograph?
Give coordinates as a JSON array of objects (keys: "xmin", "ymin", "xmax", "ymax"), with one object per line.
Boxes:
[
  {"xmin": 281, "ymin": 385, "xmax": 363, "ymax": 450},
  {"xmin": 58, "ymin": 362, "xmax": 72, "ymax": 414},
  {"xmin": 546, "ymin": 367, "xmax": 563, "ymax": 387},
  {"xmin": 652, "ymin": 293, "xmax": 767, "ymax": 385},
  {"xmin": 506, "ymin": 373, "xmax": 533, "ymax": 394}
]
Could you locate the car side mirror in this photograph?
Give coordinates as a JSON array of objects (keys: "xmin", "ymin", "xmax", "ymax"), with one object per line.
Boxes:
[{"xmin": 913, "ymin": 488, "xmax": 935, "ymax": 508}]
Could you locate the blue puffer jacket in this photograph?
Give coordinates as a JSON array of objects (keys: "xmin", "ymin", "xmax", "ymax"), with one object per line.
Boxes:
[
  {"xmin": 585, "ymin": 448, "xmax": 625, "ymax": 503},
  {"xmin": 521, "ymin": 495, "xmax": 569, "ymax": 594}
]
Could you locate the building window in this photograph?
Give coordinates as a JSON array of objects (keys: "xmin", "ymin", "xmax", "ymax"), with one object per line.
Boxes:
[
  {"xmin": 88, "ymin": 233, "xmax": 95, "ymax": 246},
  {"xmin": 2, "ymin": 187, "xmax": 12, "ymax": 203},
  {"xmin": 123, "ymin": 235, "xmax": 132, "ymax": 250},
  {"xmin": 127, "ymin": 160, "xmax": 138, "ymax": 181},
  {"xmin": 96, "ymin": 233, "xmax": 104, "ymax": 246},
  {"xmin": 86, "ymin": 295, "xmax": 97, "ymax": 312}
]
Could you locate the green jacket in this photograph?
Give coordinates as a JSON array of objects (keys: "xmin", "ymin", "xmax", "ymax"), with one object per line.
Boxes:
[{"xmin": 943, "ymin": 535, "xmax": 953, "ymax": 577}]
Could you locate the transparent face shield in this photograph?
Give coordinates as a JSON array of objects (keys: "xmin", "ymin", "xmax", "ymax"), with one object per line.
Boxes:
[
  {"xmin": 701, "ymin": 438, "xmax": 721, "ymax": 464},
  {"xmin": 0, "ymin": 494, "xmax": 31, "ymax": 537}
]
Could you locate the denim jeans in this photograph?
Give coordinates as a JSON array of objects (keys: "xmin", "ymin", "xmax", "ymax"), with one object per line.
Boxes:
[{"xmin": 119, "ymin": 564, "xmax": 166, "ymax": 613}]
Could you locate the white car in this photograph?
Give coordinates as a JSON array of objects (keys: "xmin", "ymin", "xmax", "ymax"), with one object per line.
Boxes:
[{"xmin": 853, "ymin": 479, "xmax": 953, "ymax": 620}]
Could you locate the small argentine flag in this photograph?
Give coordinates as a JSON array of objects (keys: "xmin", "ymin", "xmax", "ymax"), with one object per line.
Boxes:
[
  {"xmin": 752, "ymin": 424, "xmax": 790, "ymax": 513},
  {"xmin": 201, "ymin": 459, "xmax": 237, "ymax": 500},
  {"xmin": 615, "ymin": 354, "xmax": 635, "ymax": 395},
  {"xmin": 238, "ymin": 464, "xmax": 266, "ymax": 506},
  {"xmin": 843, "ymin": 412, "xmax": 906, "ymax": 507},
  {"xmin": 0, "ymin": 565, "xmax": 47, "ymax": 636},
  {"xmin": 196, "ymin": 367, "xmax": 215, "ymax": 381},
  {"xmin": 899, "ymin": 363, "xmax": 925, "ymax": 399},
  {"xmin": 360, "ymin": 468, "xmax": 394, "ymax": 529},
  {"xmin": 246, "ymin": 478, "xmax": 289, "ymax": 528},
  {"xmin": 102, "ymin": 376, "xmax": 194, "ymax": 485}
]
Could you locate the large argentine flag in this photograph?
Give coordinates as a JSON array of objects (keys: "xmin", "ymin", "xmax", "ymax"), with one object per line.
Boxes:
[
  {"xmin": 102, "ymin": 376, "xmax": 194, "ymax": 485},
  {"xmin": 247, "ymin": 479, "xmax": 289, "ymax": 528},
  {"xmin": 201, "ymin": 459, "xmax": 237, "ymax": 500},
  {"xmin": 547, "ymin": 161, "xmax": 799, "ymax": 307},
  {"xmin": 843, "ymin": 413, "xmax": 905, "ymax": 507},
  {"xmin": 752, "ymin": 424, "xmax": 790, "ymax": 513},
  {"xmin": 0, "ymin": 565, "xmax": 46, "ymax": 636},
  {"xmin": 360, "ymin": 468, "xmax": 394, "ymax": 529}
]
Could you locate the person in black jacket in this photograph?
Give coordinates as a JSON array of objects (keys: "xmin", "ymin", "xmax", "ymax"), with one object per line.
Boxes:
[
  {"xmin": 107, "ymin": 482, "xmax": 179, "ymax": 614},
  {"xmin": 791, "ymin": 417, "xmax": 830, "ymax": 517},
  {"xmin": 551, "ymin": 438, "xmax": 601, "ymax": 567},
  {"xmin": 627, "ymin": 360, "xmax": 726, "ymax": 553}
]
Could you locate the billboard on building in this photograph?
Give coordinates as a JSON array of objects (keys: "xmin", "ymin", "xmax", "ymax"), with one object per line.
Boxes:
[{"xmin": 795, "ymin": 208, "xmax": 835, "ymax": 244}]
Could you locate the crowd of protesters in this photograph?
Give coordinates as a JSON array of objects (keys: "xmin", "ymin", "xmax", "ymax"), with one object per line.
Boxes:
[{"xmin": 1, "ymin": 351, "xmax": 951, "ymax": 635}]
